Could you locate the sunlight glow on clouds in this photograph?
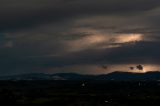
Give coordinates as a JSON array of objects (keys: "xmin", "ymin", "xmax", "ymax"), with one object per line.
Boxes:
[
  {"xmin": 116, "ymin": 34, "xmax": 143, "ymax": 43},
  {"xmin": 66, "ymin": 32, "xmax": 144, "ymax": 52},
  {"xmin": 45, "ymin": 64, "xmax": 160, "ymax": 75},
  {"xmin": 66, "ymin": 34, "xmax": 107, "ymax": 52},
  {"xmin": 127, "ymin": 64, "xmax": 160, "ymax": 73}
]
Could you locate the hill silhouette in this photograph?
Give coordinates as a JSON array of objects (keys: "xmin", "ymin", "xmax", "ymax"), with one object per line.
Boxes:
[{"xmin": 1, "ymin": 71, "xmax": 160, "ymax": 81}]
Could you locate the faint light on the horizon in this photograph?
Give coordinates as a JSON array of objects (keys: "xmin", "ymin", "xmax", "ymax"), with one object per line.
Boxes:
[{"xmin": 128, "ymin": 64, "xmax": 160, "ymax": 73}]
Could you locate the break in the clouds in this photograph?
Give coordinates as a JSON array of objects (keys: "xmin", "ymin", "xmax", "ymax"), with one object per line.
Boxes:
[{"xmin": 0, "ymin": 0, "xmax": 160, "ymax": 75}]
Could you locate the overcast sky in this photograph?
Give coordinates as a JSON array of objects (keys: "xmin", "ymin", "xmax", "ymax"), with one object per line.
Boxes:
[{"xmin": 1, "ymin": 0, "xmax": 160, "ymax": 75}]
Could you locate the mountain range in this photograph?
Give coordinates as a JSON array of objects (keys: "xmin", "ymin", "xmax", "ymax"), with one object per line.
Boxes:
[{"xmin": 1, "ymin": 71, "xmax": 160, "ymax": 81}]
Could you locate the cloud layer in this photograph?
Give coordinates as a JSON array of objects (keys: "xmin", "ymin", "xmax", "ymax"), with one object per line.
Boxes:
[{"xmin": 0, "ymin": 0, "xmax": 160, "ymax": 75}]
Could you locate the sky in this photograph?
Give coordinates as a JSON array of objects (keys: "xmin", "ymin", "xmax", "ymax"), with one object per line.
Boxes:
[{"xmin": 1, "ymin": 0, "xmax": 160, "ymax": 75}]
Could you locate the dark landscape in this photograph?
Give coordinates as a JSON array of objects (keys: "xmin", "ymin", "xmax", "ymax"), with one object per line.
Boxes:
[{"xmin": 1, "ymin": 72, "xmax": 160, "ymax": 105}]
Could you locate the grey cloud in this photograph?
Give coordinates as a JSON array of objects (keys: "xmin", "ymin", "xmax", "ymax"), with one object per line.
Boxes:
[
  {"xmin": 0, "ymin": 0, "xmax": 160, "ymax": 75},
  {"xmin": 0, "ymin": 41, "xmax": 160, "ymax": 75},
  {"xmin": 0, "ymin": 0, "xmax": 160, "ymax": 32},
  {"xmin": 2, "ymin": 41, "xmax": 160, "ymax": 67}
]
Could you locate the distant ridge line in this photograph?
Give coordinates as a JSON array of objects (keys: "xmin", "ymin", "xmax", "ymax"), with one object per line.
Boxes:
[{"xmin": 0, "ymin": 71, "xmax": 160, "ymax": 81}]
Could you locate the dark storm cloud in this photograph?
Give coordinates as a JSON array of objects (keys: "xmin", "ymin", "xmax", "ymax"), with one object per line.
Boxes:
[
  {"xmin": 64, "ymin": 41, "xmax": 160, "ymax": 64},
  {"xmin": 1, "ymin": 41, "xmax": 160, "ymax": 75},
  {"xmin": 0, "ymin": 0, "xmax": 160, "ymax": 32},
  {"xmin": 0, "ymin": 0, "xmax": 160, "ymax": 75},
  {"xmin": 1, "ymin": 41, "xmax": 160, "ymax": 68}
]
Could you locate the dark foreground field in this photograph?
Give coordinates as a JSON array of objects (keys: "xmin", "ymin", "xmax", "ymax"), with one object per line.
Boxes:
[{"xmin": 0, "ymin": 80, "xmax": 160, "ymax": 106}]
